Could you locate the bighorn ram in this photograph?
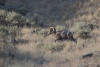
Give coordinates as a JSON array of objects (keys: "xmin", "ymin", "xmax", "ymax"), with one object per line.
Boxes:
[{"xmin": 49, "ymin": 27, "xmax": 77, "ymax": 43}]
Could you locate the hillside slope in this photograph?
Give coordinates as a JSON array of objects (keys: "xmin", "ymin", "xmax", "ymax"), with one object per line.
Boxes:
[
  {"xmin": 0, "ymin": 0, "xmax": 100, "ymax": 67},
  {"xmin": 1, "ymin": 0, "xmax": 87, "ymax": 26}
]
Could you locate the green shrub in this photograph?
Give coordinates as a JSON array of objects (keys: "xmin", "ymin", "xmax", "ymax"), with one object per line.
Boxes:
[{"xmin": 55, "ymin": 25, "xmax": 66, "ymax": 31}]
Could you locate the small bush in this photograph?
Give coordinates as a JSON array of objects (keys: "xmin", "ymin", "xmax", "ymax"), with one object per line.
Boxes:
[
  {"xmin": 70, "ymin": 22, "xmax": 93, "ymax": 39},
  {"xmin": 0, "ymin": 26, "xmax": 9, "ymax": 35},
  {"xmin": 6, "ymin": 11, "xmax": 19, "ymax": 22},
  {"xmin": 0, "ymin": 9, "xmax": 6, "ymax": 16},
  {"xmin": 0, "ymin": 9, "xmax": 35, "ymax": 27},
  {"xmin": 37, "ymin": 29, "xmax": 48, "ymax": 37},
  {"xmin": 55, "ymin": 25, "xmax": 66, "ymax": 31}
]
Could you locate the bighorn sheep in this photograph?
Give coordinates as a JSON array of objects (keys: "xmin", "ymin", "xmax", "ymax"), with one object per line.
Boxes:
[{"xmin": 49, "ymin": 27, "xmax": 77, "ymax": 43}]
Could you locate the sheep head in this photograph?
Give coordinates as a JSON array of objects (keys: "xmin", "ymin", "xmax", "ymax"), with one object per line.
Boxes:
[{"xmin": 49, "ymin": 27, "xmax": 56, "ymax": 34}]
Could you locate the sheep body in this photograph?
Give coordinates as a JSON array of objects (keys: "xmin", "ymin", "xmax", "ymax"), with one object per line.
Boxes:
[{"xmin": 49, "ymin": 27, "xmax": 77, "ymax": 43}]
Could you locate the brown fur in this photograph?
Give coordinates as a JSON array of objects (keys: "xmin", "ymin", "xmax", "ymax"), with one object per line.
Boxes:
[{"xmin": 49, "ymin": 27, "xmax": 76, "ymax": 42}]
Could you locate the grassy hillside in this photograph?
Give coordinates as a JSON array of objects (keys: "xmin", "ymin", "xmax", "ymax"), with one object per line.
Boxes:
[{"xmin": 0, "ymin": 0, "xmax": 100, "ymax": 67}]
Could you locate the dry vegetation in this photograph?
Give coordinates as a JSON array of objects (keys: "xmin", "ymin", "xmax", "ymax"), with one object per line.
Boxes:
[{"xmin": 0, "ymin": 0, "xmax": 100, "ymax": 67}]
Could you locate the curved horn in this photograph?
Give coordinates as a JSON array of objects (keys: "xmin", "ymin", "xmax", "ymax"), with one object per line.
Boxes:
[{"xmin": 49, "ymin": 27, "xmax": 56, "ymax": 34}]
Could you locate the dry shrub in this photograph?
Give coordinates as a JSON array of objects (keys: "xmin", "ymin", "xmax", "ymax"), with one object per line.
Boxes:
[
  {"xmin": 37, "ymin": 28, "xmax": 49, "ymax": 37},
  {"xmin": 55, "ymin": 25, "xmax": 66, "ymax": 31},
  {"xmin": 36, "ymin": 41, "xmax": 65, "ymax": 52},
  {"xmin": 0, "ymin": 9, "xmax": 35, "ymax": 27},
  {"xmin": 70, "ymin": 22, "xmax": 94, "ymax": 39}
]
